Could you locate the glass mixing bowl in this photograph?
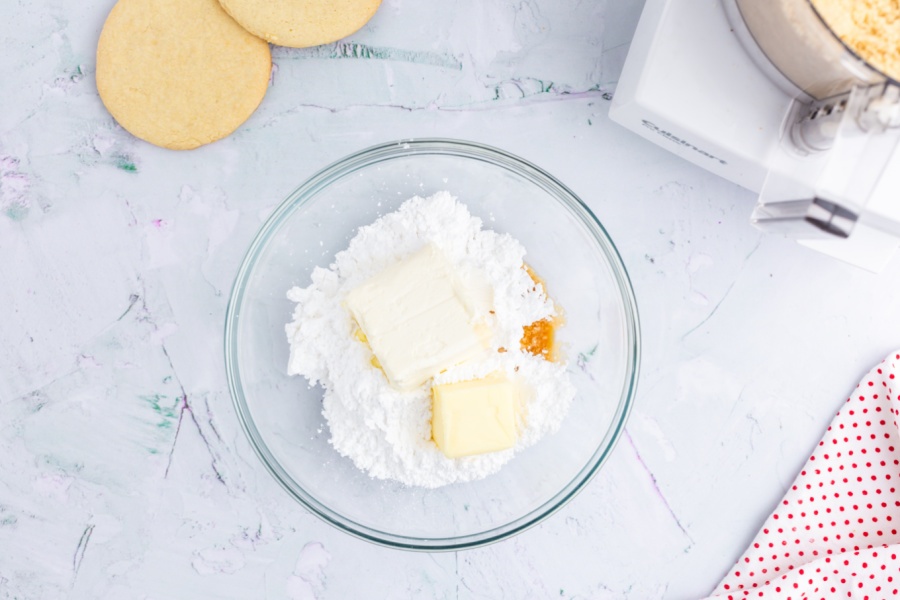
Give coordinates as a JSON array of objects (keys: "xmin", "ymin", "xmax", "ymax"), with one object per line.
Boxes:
[{"xmin": 224, "ymin": 139, "xmax": 640, "ymax": 550}]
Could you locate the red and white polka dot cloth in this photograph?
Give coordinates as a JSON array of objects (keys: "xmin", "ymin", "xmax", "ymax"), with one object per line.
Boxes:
[{"xmin": 706, "ymin": 350, "xmax": 900, "ymax": 599}]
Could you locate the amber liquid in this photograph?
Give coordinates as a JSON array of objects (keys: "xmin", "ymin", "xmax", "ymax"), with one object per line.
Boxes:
[{"xmin": 520, "ymin": 265, "xmax": 562, "ymax": 362}]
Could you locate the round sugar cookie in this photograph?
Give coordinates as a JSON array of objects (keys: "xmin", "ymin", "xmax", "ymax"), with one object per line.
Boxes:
[
  {"xmin": 96, "ymin": 0, "xmax": 271, "ymax": 150},
  {"xmin": 217, "ymin": 0, "xmax": 381, "ymax": 48}
]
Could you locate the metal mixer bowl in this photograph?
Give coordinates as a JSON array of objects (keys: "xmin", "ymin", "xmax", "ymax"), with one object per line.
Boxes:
[{"xmin": 727, "ymin": 0, "xmax": 893, "ymax": 101}]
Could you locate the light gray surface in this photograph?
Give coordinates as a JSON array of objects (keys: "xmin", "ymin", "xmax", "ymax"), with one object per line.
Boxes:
[{"xmin": 2, "ymin": 0, "xmax": 900, "ymax": 598}]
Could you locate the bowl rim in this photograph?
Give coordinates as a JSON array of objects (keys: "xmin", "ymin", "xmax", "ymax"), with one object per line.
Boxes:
[{"xmin": 224, "ymin": 138, "xmax": 641, "ymax": 551}]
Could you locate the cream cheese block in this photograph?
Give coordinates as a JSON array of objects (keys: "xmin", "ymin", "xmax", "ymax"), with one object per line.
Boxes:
[{"xmin": 345, "ymin": 244, "xmax": 491, "ymax": 390}]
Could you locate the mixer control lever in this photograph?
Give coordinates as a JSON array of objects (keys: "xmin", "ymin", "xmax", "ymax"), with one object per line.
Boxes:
[{"xmin": 751, "ymin": 197, "xmax": 858, "ymax": 239}]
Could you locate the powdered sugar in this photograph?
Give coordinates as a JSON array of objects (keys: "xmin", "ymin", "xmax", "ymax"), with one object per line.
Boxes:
[{"xmin": 285, "ymin": 191, "xmax": 575, "ymax": 488}]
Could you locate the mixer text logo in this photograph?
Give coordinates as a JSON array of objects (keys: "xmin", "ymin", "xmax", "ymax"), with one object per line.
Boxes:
[{"xmin": 641, "ymin": 120, "xmax": 727, "ymax": 166}]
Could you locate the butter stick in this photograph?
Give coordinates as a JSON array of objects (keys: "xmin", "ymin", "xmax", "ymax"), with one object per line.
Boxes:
[{"xmin": 432, "ymin": 374, "xmax": 518, "ymax": 459}]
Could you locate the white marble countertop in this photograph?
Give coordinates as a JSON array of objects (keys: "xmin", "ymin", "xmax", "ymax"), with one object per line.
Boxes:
[{"xmin": 3, "ymin": 0, "xmax": 900, "ymax": 598}]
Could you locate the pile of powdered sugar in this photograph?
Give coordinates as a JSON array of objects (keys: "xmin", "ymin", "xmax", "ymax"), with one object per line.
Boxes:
[{"xmin": 285, "ymin": 191, "xmax": 576, "ymax": 488}]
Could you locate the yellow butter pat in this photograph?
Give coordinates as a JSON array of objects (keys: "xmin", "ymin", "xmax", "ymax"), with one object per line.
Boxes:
[{"xmin": 432, "ymin": 375, "xmax": 518, "ymax": 459}]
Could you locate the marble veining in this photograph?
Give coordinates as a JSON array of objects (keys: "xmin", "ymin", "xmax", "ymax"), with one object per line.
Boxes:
[{"xmin": 2, "ymin": 0, "xmax": 900, "ymax": 598}]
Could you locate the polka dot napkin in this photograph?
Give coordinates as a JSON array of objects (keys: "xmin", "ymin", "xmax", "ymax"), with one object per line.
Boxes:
[{"xmin": 706, "ymin": 350, "xmax": 900, "ymax": 599}]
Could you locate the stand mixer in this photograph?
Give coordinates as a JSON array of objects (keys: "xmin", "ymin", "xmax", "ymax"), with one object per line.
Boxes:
[{"xmin": 610, "ymin": 0, "xmax": 900, "ymax": 271}]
